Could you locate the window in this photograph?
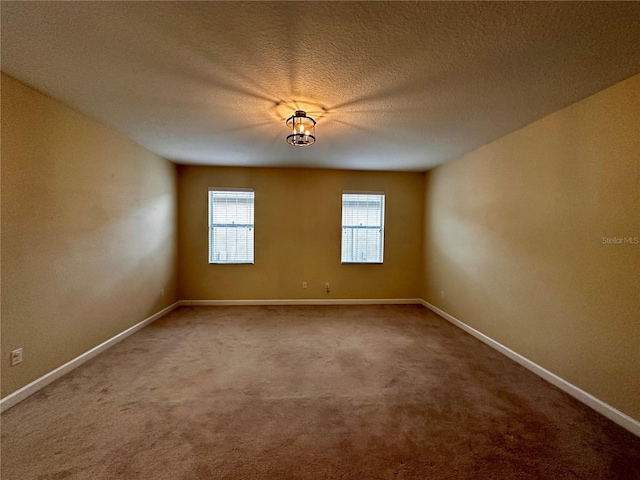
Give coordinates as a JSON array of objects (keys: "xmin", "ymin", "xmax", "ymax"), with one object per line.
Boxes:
[
  {"xmin": 208, "ymin": 188, "xmax": 254, "ymax": 264},
  {"xmin": 341, "ymin": 192, "xmax": 385, "ymax": 264}
]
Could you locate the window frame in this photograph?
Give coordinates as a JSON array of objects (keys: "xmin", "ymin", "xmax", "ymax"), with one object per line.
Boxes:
[
  {"xmin": 208, "ymin": 187, "xmax": 255, "ymax": 265},
  {"xmin": 340, "ymin": 190, "xmax": 385, "ymax": 265}
]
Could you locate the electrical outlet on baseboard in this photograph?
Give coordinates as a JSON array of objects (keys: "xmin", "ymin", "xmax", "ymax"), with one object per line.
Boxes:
[{"xmin": 11, "ymin": 348, "xmax": 23, "ymax": 366}]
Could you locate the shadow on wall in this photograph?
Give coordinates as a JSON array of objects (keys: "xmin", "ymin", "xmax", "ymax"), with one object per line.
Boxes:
[{"xmin": 73, "ymin": 192, "xmax": 178, "ymax": 332}]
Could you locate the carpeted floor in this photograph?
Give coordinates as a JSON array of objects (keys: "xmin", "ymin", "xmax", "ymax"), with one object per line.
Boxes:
[{"xmin": 1, "ymin": 305, "xmax": 639, "ymax": 479}]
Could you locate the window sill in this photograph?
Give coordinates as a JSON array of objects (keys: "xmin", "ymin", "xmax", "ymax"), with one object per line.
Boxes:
[{"xmin": 341, "ymin": 262, "xmax": 384, "ymax": 265}]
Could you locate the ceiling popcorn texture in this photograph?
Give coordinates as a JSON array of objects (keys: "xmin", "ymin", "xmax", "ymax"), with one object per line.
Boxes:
[{"xmin": 2, "ymin": 1, "xmax": 639, "ymax": 171}]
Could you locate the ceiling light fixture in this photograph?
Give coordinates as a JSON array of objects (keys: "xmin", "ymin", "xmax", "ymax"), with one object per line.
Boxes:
[{"xmin": 286, "ymin": 110, "xmax": 316, "ymax": 147}]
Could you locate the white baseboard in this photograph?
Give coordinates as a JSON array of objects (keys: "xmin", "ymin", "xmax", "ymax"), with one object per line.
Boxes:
[
  {"xmin": 179, "ymin": 298, "xmax": 423, "ymax": 306},
  {"xmin": 0, "ymin": 302, "xmax": 179, "ymax": 413},
  {"xmin": 420, "ymin": 300, "xmax": 640, "ymax": 438}
]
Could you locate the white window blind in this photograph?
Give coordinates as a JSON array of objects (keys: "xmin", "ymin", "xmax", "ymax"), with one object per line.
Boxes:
[
  {"xmin": 341, "ymin": 192, "xmax": 385, "ymax": 264},
  {"xmin": 208, "ymin": 189, "xmax": 254, "ymax": 264}
]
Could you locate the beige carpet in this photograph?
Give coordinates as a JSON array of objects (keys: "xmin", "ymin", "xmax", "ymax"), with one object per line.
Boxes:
[{"xmin": 1, "ymin": 305, "xmax": 639, "ymax": 479}]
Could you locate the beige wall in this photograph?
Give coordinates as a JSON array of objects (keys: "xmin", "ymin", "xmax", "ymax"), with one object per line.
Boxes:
[
  {"xmin": 1, "ymin": 74, "xmax": 179, "ymax": 398},
  {"xmin": 423, "ymin": 74, "xmax": 640, "ymax": 420},
  {"xmin": 178, "ymin": 167, "xmax": 424, "ymax": 300}
]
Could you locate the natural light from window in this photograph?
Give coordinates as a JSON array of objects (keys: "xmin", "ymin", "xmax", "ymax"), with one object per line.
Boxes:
[
  {"xmin": 208, "ymin": 188, "xmax": 254, "ymax": 264},
  {"xmin": 341, "ymin": 192, "xmax": 385, "ymax": 264}
]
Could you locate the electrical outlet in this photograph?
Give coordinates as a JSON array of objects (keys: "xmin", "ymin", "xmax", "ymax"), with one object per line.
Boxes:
[
  {"xmin": 11, "ymin": 348, "xmax": 23, "ymax": 366},
  {"xmin": 325, "ymin": 282, "xmax": 330, "ymax": 293},
  {"xmin": 302, "ymin": 282, "xmax": 307, "ymax": 289},
  {"xmin": 440, "ymin": 290, "xmax": 445, "ymax": 299},
  {"xmin": 161, "ymin": 288, "xmax": 165, "ymax": 296}
]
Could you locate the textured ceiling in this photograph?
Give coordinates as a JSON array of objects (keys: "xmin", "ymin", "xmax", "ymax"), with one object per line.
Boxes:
[{"xmin": 2, "ymin": 1, "xmax": 639, "ymax": 171}]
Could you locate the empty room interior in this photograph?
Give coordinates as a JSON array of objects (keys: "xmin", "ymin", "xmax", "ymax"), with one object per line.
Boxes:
[{"xmin": 1, "ymin": 2, "xmax": 639, "ymax": 479}]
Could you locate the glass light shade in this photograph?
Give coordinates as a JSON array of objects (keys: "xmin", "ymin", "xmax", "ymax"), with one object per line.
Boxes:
[{"xmin": 286, "ymin": 110, "xmax": 316, "ymax": 146}]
